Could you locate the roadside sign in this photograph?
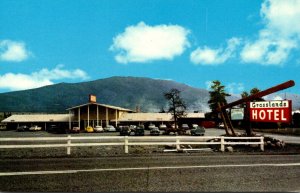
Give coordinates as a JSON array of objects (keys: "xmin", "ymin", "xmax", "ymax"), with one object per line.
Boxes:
[
  {"xmin": 248, "ymin": 100, "xmax": 292, "ymax": 123},
  {"xmin": 231, "ymin": 108, "xmax": 244, "ymax": 120},
  {"xmin": 89, "ymin": 94, "xmax": 97, "ymax": 103}
]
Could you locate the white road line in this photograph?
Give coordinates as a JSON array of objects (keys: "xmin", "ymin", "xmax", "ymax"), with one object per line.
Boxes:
[{"xmin": 1, "ymin": 163, "xmax": 300, "ymax": 176}]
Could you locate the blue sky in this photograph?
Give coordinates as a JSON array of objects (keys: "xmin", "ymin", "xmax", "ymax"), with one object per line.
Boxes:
[{"xmin": 1, "ymin": 0, "xmax": 300, "ymax": 96}]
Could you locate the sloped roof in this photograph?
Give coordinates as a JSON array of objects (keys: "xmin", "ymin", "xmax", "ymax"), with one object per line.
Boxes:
[
  {"xmin": 183, "ymin": 113, "xmax": 206, "ymax": 118},
  {"xmin": 66, "ymin": 102, "xmax": 134, "ymax": 112},
  {"xmin": 1, "ymin": 114, "xmax": 71, "ymax": 123},
  {"xmin": 115, "ymin": 112, "xmax": 205, "ymax": 122}
]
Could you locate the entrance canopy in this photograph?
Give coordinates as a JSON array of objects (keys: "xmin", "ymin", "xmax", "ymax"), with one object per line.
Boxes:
[
  {"xmin": 66, "ymin": 102, "xmax": 134, "ymax": 112},
  {"xmin": 66, "ymin": 102, "xmax": 134, "ymax": 130}
]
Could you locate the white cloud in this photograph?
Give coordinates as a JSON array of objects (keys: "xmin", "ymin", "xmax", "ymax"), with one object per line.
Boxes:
[
  {"xmin": 0, "ymin": 65, "xmax": 89, "ymax": 91},
  {"xmin": 226, "ymin": 82, "xmax": 245, "ymax": 94},
  {"xmin": 261, "ymin": 0, "xmax": 300, "ymax": 38},
  {"xmin": 32, "ymin": 64, "xmax": 89, "ymax": 80},
  {"xmin": 241, "ymin": 33, "xmax": 297, "ymax": 65},
  {"xmin": 0, "ymin": 40, "xmax": 31, "ymax": 62},
  {"xmin": 190, "ymin": 38, "xmax": 241, "ymax": 65},
  {"xmin": 110, "ymin": 22, "xmax": 190, "ymax": 64},
  {"xmin": 240, "ymin": 0, "xmax": 300, "ymax": 65}
]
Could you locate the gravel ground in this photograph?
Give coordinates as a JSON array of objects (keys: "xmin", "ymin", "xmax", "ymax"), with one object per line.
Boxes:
[{"xmin": 0, "ymin": 129, "xmax": 299, "ymax": 159}]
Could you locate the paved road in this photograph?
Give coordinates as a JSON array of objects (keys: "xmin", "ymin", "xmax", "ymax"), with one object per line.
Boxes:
[{"xmin": 0, "ymin": 154, "xmax": 299, "ymax": 192}]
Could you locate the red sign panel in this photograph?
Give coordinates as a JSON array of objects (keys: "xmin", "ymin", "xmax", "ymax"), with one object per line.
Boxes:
[{"xmin": 248, "ymin": 100, "xmax": 292, "ymax": 123}]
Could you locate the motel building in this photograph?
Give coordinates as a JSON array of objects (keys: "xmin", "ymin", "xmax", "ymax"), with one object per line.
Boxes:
[{"xmin": 1, "ymin": 95, "xmax": 205, "ymax": 131}]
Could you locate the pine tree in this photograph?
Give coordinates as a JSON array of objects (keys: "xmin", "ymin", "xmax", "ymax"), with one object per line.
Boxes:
[{"xmin": 208, "ymin": 80, "xmax": 230, "ymax": 114}]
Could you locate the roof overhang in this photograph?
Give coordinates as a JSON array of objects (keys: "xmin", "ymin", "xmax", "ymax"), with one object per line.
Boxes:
[
  {"xmin": 1, "ymin": 114, "xmax": 72, "ymax": 123},
  {"xmin": 66, "ymin": 102, "xmax": 134, "ymax": 112},
  {"xmin": 113, "ymin": 112, "xmax": 205, "ymax": 122}
]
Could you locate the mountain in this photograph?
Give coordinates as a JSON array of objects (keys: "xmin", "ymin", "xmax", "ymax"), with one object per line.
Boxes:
[
  {"xmin": 0, "ymin": 76, "xmax": 299, "ymax": 113},
  {"xmin": 0, "ymin": 76, "xmax": 211, "ymax": 113}
]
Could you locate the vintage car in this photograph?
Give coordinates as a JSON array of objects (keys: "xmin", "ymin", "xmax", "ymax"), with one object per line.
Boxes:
[
  {"xmin": 16, "ymin": 125, "xmax": 29, "ymax": 132},
  {"xmin": 159, "ymin": 124, "xmax": 167, "ymax": 130},
  {"xmin": 150, "ymin": 127, "xmax": 160, "ymax": 136},
  {"xmin": 134, "ymin": 125, "xmax": 145, "ymax": 136},
  {"xmin": 218, "ymin": 122, "xmax": 225, "ymax": 129},
  {"xmin": 119, "ymin": 126, "xmax": 131, "ymax": 136},
  {"xmin": 181, "ymin": 124, "xmax": 190, "ymax": 130},
  {"xmin": 104, "ymin": 125, "xmax": 116, "ymax": 132},
  {"xmin": 94, "ymin": 125, "xmax": 104, "ymax": 133},
  {"xmin": 70, "ymin": 126, "xmax": 80, "ymax": 133},
  {"xmin": 85, "ymin": 126, "xmax": 94, "ymax": 133},
  {"xmin": 191, "ymin": 126, "xmax": 205, "ymax": 136},
  {"xmin": 148, "ymin": 123, "xmax": 156, "ymax": 130},
  {"xmin": 29, "ymin": 125, "xmax": 42, "ymax": 131}
]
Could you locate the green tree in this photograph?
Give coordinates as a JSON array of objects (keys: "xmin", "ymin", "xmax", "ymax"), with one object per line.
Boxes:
[
  {"xmin": 164, "ymin": 88, "xmax": 187, "ymax": 130},
  {"xmin": 250, "ymin": 87, "xmax": 264, "ymax": 101},
  {"xmin": 250, "ymin": 87, "xmax": 260, "ymax": 95},
  {"xmin": 240, "ymin": 87, "xmax": 264, "ymax": 136},
  {"xmin": 240, "ymin": 91, "xmax": 249, "ymax": 108},
  {"xmin": 208, "ymin": 80, "xmax": 231, "ymax": 114},
  {"xmin": 241, "ymin": 91, "xmax": 249, "ymax": 99},
  {"xmin": 241, "ymin": 87, "xmax": 264, "ymax": 103}
]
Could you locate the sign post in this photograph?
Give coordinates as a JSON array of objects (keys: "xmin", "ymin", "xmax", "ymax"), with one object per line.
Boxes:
[
  {"xmin": 217, "ymin": 80, "xmax": 295, "ymax": 136},
  {"xmin": 231, "ymin": 108, "xmax": 244, "ymax": 120}
]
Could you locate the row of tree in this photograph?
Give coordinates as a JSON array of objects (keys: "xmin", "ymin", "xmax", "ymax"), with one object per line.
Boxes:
[
  {"xmin": 163, "ymin": 80, "xmax": 265, "ymax": 135},
  {"xmin": 164, "ymin": 80, "xmax": 300, "ymax": 135},
  {"xmin": 164, "ymin": 80, "xmax": 263, "ymax": 118}
]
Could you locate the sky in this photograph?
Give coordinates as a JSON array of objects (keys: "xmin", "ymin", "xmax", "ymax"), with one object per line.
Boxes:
[{"xmin": 1, "ymin": 0, "xmax": 300, "ymax": 96}]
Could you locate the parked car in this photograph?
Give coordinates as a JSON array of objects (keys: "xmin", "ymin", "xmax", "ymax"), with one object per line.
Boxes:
[
  {"xmin": 129, "ymin": 125, "xmax": 137, "ymax": 130},
  {"xmin": 150, "ymin": 127, "xmax": 160, "ymax": 136},
  {"xmin": 119, "ymin": 126, "xmax": 131, "ymax": 136},
  {"xmin": 218, "ymin": 122, "xmax": 225, "ymax": 129},
  {"xmin": 16, "ymin": 125, "xmax": 29, "ymax": 132},
  {"xmin": 192, "ymin": 124, "xmax": 199, "ymax": 128},
  {"xmin": 159, "ymin": 124, "xmax": 167, "ymax": 130},
  {"xmin": 163, "ymin": 127, "xmax": 177, "ymax": 135},
  {"xmin": 70, "ymin": 126, "xmax": 80, "ymax": 133},
  {"xmin": 171, "ymin": 124, "xmax": 178, "ymax": 129},
  {"xmin": 104, "ymin": 125, "xmax": 116, "ymax": 132},
  {"xmin": 94, "ymin": 125, "xmax": 104, "ymax": 133},
  {"xmin": 47, "ymin": 124, "xmax": 59, "ymax": 132},
  {"xmin": 181, "ymin": 124, "xmax": 190, "ymax": 130},
  {"xmin": 47, "ymin": 125, "xmax": 68, "ymax": 134},
  {"xmin": 117, "ymin": 125, "xmax": 125, "ymax": 132},
  {"xmin": 29, "ymin": 125, "xmax": 42, "ymax": 131},
  {"xmin": 134, "ymin": 125, "xmax": 145, "ymax": 136},
  {"xmin": 0, "ymin": 124, "xmax": 7, "ymax": 130},
  {"xmin": 85, "ymin": 126, "xmax": 94, "ymax": 133},
  {"xmin": 118, "ymin": 125, "xmax": 131, "ymax": 132},
  {"xmin": 148, "ymin": 123, "xmax": 156, "ymax": 130},
  {"xmin": 191, "ymin": 126, "xmax": 205, "ymax": 136}
]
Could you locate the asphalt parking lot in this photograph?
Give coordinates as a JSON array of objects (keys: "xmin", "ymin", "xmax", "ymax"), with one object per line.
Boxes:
[{"xmin": 0, "ymin": 127, "xmax": 227, "ymax": 137}]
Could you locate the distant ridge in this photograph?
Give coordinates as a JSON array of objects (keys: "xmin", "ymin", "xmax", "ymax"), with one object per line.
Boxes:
[
  {"xmin": 0, "ymin": 76, "xmax": 210, "ymax": 113},
  {"xmin": 0, "ymin": 76, "xmax": 299, "ymax": 113}
]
